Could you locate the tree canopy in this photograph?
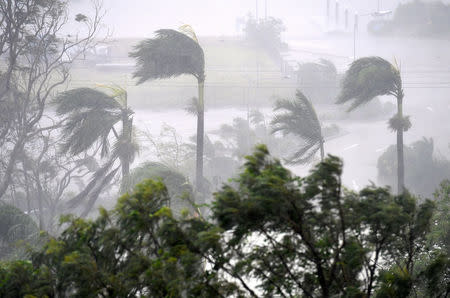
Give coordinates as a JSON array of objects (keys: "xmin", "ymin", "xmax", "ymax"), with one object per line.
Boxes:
[{"xmin": 0, "ymin": 146, "xmax": 447, "ymax": 297}]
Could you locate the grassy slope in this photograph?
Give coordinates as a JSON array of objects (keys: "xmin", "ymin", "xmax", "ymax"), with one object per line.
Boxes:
[{"xmin": 68, "ymin": 37, "xmax": 297, "ymax": 110}]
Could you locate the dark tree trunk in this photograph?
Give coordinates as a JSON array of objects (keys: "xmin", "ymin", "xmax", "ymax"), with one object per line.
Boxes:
[
  {"xmin": 320, "ymin": 139, "xmax": 325, "ymax": 162},
  {"xmin": 397, "ymin": 94, "xmax": 405, "ymax": 194},
  {"xmin": 195, "ymin": 79, "xmax": 205, "ymax": 193},
  {"xmin": 120, "ymin": 107, "xmax": 132, "ymax": 178}
]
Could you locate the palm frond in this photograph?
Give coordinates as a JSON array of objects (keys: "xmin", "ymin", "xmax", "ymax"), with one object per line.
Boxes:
[
  {"xmin": 53, "ymin": 88, "xmax": 121, "ymax": 115},
  {"xmin": 185, "ymin": 97, "xmax": 200, "ymax": 116},
  {"xmin": 112, "ymin": 133, "xmax": 139, "ymax": 165},
  {"xmin": 272, "ymin": 91, "xmax": 322, "ymax": 142},
  {"xmin": 80, "ymin": 166, "xmax": 120, "ymax": 217},
  {"xmin": 66, "ymin": 159, "xmax": 116, "ymax": 209},
  {"xmin": 388, "ymin": 114, "xmax": 411, "ymax": 132},
  {"xmin": 54, "ymin": 88, "xmax": 123, "ymax": 156},
  {"xmin": 60, "ymin": 109, "xmax": 121, "ymax": 156},
  {"xmin": 178, "ymin": 24, "xmax": 199, "ymax": 43},
  {"xmin": 129, "ymin": 29, "xmax": 205, "ymax": 84},
  {"xmin": 96, "ymin": 84, "xmax": 128, "ymax": 107},
  {"xmin": 337, "ymin": 56, "xmax": 402, "ymax": 111},
  {"xmin": 285, "ymin": 141, "xmax": 321, "ymax": 165},
  {"xmin": 271, "ymin": 90, "xmax": 324, "ymax": 165}
]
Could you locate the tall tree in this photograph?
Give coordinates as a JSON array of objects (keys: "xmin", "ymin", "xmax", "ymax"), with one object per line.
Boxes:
[
  {"xmin": 0, "ymin": 0, "xmax": 103, "ymax": 200},
  {"xmin": 337, "ymin": 56, "xmax": 409, "ymax": 194},
  {"xmin": 54, "ymin": 86, "xmax": 139, "ymax": 215},
  {"xmin": 271, "ymin": 90, "xmax": 325, "ymax": 164},
  {"xmin": 129, "ymin": 27, "xmax": 206, "ymax": 192}
]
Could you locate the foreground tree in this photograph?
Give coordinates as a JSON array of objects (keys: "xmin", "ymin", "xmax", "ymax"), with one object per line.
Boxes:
[
  {"xmin": 337, "ymin": 56, "xmax": 409, "ymax": 194},
  {"xmin": 1, "ymin": 147, "xmax": 444, "ymax": 297},
  {"xmin": 0, "ymin": 0, "xmax": 103, "ymax": 200},
  {"xmin": 272, "ymin": 90, "xmax": 325, "ymax": 163},
  {"xmin": 129, "ymin": 26, "xmax": 206, "ymax": 193},
  {"xmin": 0, "ymin": 204, "xmax": 39, "ymax": 260}
]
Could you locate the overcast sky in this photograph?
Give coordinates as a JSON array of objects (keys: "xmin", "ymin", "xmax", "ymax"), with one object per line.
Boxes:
[{"xmin": 69, "ymin": 0, "xmax": 408, "ymax": 38}]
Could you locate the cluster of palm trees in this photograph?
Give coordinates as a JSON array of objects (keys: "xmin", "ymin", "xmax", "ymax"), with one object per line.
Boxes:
[
  {"xmin": 57, "ymin": 25, "xmax": 408, "ymax": 212},
  {"xmin": 272, "ymin": 56, "xmax": 408, "ymax": 194},
  {"xmin": 55, "ymin": 26, "xmax": 206, "ymax": 214}
]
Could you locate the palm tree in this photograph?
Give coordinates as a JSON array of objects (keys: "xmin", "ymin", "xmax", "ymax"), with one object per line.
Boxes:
[
  {"xmin": 129, "ymin": 27, "xmax": 206, "ymax": 192},
  {"xmin": 337, "ymin": 56, "xmax": 409, "ymax": 194},
  {"xmin": 55, "ymin": 86, "xmax": 138, "ymax": 178},
  {"xmin": 54, "ymin": 86, "xmax": 139, "ymax": 214},
  {"xmin": 271, "ymin": 90, "xmax": 325, "ymax": 164}
]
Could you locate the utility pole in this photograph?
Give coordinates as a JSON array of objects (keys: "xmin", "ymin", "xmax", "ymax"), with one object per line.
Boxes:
[
  {"xmin": 345, "ymin": 9, "xmax": 348, "ymax": 29},
  {"xmin": 353, "ymin": 12, "xmax": 358, "ymax": 60},
  {"xmin": 335, "ymin": 1, "xmax": 339, "ymax": 26},
  {"xmin": 326, "ymin": 0, "xmax": 330, "ymax": 26},
  {"xmin": 265, "ymin": 0, "xmax": 267, "ymax": 20}
]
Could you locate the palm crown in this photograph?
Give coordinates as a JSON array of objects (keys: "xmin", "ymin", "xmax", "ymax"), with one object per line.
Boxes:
[
  {"xmin": 129, "ymin": 29, "xmax": 205, "ymax": 84},
  {"xmin": 129, "ymin": 27, "xmax": 206, "ymax": 192},
  {"xmin": 271, "ymin": 90, "xmax": 324, "ymax": 164},
  {"xmin": 337, "ymin": 56, "xmax": 402, "ymax": 111}
]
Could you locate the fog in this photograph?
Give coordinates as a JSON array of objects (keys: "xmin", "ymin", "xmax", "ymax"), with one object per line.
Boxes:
[
  {"xmin": 1, "ymin": 0, "xmax": 450, "ymax": 243},
  {"xmin": 2, "ymin": 0, "xmax": 450, "ymax": 294}
]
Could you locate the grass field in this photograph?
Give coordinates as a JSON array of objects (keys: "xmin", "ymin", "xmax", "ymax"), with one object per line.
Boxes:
[{"xmin": 68, "ymin": 37, "xmax": 299, "ymax": 110}]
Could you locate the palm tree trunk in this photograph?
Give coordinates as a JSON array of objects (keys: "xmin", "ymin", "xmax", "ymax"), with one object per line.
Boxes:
[
  {"xmin": 196, "ymin": 79, "xmax": 205, "ymax": 192},
  {"xmin": 121, "ymin": 157, "xmax": 130, "ymax": 178},
  {"xmin": 120, "ymin": 111, "xmax": 132, "ymax": 178},
  {"xmin": 320, "ymin": 139, "xmax": 325, "ymax": 162},
  {"xmin": 397, "ymin": 95, "xmax": 405, "ymax": 194}
]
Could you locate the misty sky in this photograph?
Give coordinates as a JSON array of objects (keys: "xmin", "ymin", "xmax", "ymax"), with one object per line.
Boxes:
[{"xmin": 70, "ymin": 0, "xmax": 409, "ymax": 38}]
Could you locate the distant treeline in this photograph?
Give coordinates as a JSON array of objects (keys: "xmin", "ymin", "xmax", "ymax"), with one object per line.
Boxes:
[{"xmin": 368, "ymin": 0, "xmax": 450, "ymax": 38}]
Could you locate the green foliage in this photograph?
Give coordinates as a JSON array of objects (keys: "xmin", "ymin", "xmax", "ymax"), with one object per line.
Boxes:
[
  {"xmin": 130, "ymin": 29, "xmax": 205, "ymax": 84},
  {"xmin": 272, "ymin": 90, "xmax": 325, "ymax": 164},
  {"xmin": 0, "ymin": 147, "xmax": 444, "ymax": 297},
  {"xmin": 0, "ymin": 260, "xmax": 52, "ymax": 297},
  {"xmin": 429, "ymin": 180, "xmax": 450, "ymax": 254},
  {"xmin": 213, "ymin": 145, "xmax": 436, "ymax": 297},
  {"xmin": 54, "ymin": 86, "xmax": 139, "ymax": 214},
  {"xmin": 378, "ymin": 138, "xmax": 450, "ymax": 197},
  {"xmin": 27, "ymin": 179, "xmax": 236, "ymax": 296},
  {"xmin": 0, "ymin": 204, "xmax": 39, "ymax": 260},
  {"xmin": 120, "ymin": 162, "xmax": 195, "ymax": 216},
  {"xmin": 54, "ymin": 87, "xmax": 135, "ymax": 159}
]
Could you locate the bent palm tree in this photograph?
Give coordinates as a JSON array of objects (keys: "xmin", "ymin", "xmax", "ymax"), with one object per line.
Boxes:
[
  {"xmin": 337, "ymin": 56, "xmax": 409, "ymax": 194},
  {"xmin": 54, "ymin": 87, "xmax": 139, "ymax": 214},
  {"xmin": 129, "ymin": 27, "xmax": 206, "ymax": 192},
  {"xmin": 271, "ymin": 90, "xmax": 325, "ymax": 164}
]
